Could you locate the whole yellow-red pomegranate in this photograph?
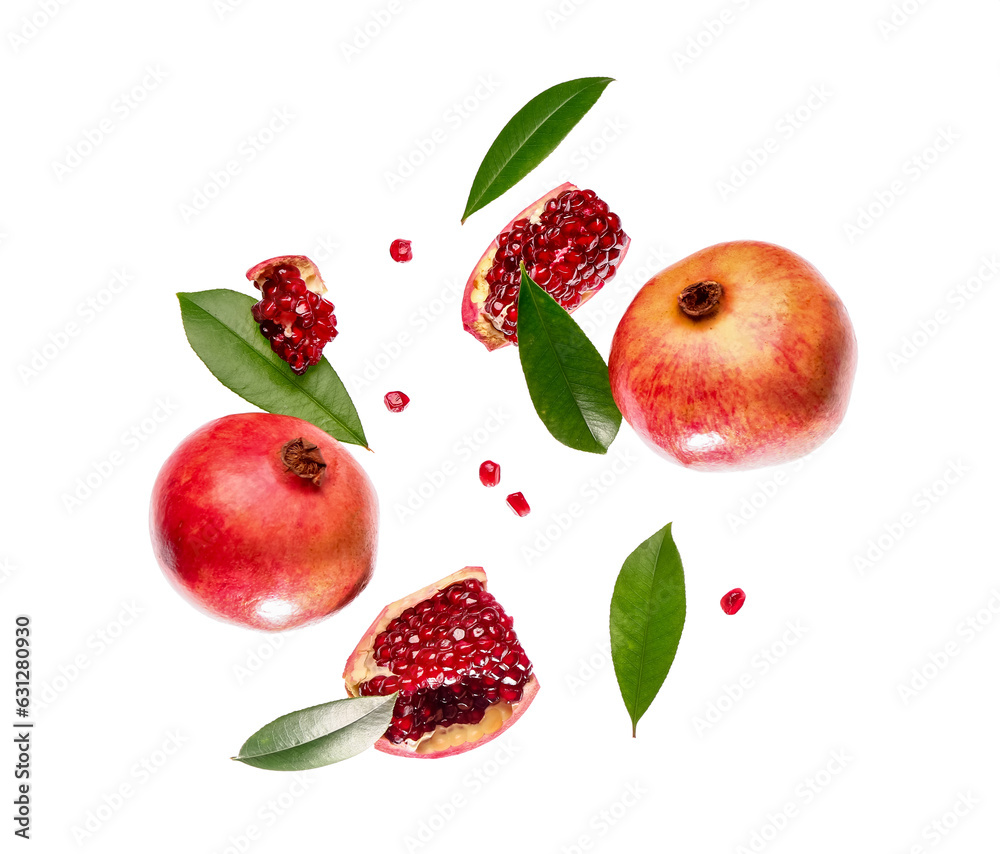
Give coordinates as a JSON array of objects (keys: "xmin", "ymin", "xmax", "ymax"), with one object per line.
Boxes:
[{"xmin": 609, "ymin": 241, "xmax": 856, "ymax": 471}]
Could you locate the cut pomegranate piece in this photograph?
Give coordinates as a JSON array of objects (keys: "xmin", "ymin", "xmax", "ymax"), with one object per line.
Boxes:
[
  {"xmin": 383, "ymin": 391, "xmax": 410, "ymax": 412},
  {"xmin": 343, "ymin": 568, "xmax": 539, "ymax": 758},
  {"xmin": 390, "ymin": 239, "xmax": 413, "ymax": 263},
  {"xmin": 462, "ymin": 183, "xmax": 630, "ymax": 351},
  {"xmin": 247, "ymin": 255, "xmax": 337, "ymax": 376},
  {"xmin": 479, "ymin": 460, "xmax": 501, "ymax": 487},
  {"xmin": 506, "ymin": 492, "xmax": 530, "ymax": 517},
  {"xmin": 721, "ymin": 588, "xmax": 746, "ymax": 615}
]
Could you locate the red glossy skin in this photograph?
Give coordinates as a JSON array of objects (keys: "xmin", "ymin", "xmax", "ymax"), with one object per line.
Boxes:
[
  {"xmin": 149, "ymin": 413, "xmax": 378, "ymax": 630},
  {"xmin": 609, "ymin": 241, "xmax": 857, "ymax": 471}
]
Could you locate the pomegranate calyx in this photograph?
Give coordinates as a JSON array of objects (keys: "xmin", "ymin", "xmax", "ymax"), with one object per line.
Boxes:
[
  {"xmin": 678, "ymin": 280, "xmax": 723, "ymax": 319},
  {"xmin": 280, "ymin": 437, "xmax": 327, "ymax": 485}
]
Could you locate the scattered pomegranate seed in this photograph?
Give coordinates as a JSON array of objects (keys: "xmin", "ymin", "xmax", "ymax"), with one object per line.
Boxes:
[
  {"xmin": 506, "ymin": 492, "xmax": 530, "ymax": 517},
  {"xmin": 384, "ymin": 391, "xmax": 410, "ymax": 413},
  {"xmin": 358, "ymin": 577, "xmax": 533, "ymax": 744},
  {"xmin": 479, "ymin": 460, "xmax": 501, "ymax": 487},
  {"xmin": 721, "ymin": 588, "xmax": 746, "ymax": 615},
  {"xmin": 390, "ymin": 239, "xmax": 413, "ymax": 263}
]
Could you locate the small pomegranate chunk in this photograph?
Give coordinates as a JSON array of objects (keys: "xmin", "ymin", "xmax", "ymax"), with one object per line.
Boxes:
[
  {"xmin": 469, "ymin": 186, "xmax": 628, "ymax": 347},
  {"xmin": 721, "ymin": 588, "xmax": 746, "ymax": 615},
  {"xmin": 390, "ymin": 239, "xmax": 413, "ymax": 263},
  {"xmin": 506, "ymin": 492, "xmax": 530, "ymax": 517},
  {"xmin": 384, "ymin": 391, "xmax": 410, "ymax": 412},
  {"xmin": 479, "ymin": 460, "xmax": 501, "ymax": 487},
  {"xmin": 344, "ymin": 568, "xmax": 539, "ymax": 757},
  {"xmin": 247, "ymin": 256, "xmax": 337, "ymax": 376}
]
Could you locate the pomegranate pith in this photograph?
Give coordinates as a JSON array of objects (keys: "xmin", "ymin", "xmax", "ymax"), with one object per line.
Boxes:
[
  {"xmin": 463, "ymin": 183, "xmax": 630, "ymax": 351},
  {"xmin": 344, "ymin": 568, "xmax": 539, "ymax": 758},
  {"xmin": 247, "ymin": 255, "xmax": 337, "ymax": 376}
]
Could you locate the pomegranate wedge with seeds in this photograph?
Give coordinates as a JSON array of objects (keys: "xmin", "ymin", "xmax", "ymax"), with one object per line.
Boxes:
[
  {"xmin": 344, "ymin": 568, "xmax": 539, "ymax": 758},
  {"xmin": 462, "ymin": 182, "xmax": 629, "ymax": 351},
  {"xmin": 247, "ymin": 255, "xmax": 338, "ymax": 376}
]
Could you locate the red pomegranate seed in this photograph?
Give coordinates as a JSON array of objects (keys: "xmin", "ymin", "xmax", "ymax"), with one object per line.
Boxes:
[
  {"xmin": 506, "ymin": 492, "xmax": 530, "ymax": 517},
  {"xmin": 360, "ymin": 578, "xmax": 533, "ymax": 744},
  {"xmin": 482, "ymin": 188, "xmax": 626, "ymax": 344},
  {"xmin": 721, "ymin": 588, "xmax": 746, "ymax": 615},
  {"xmin": 384, "ymin": 391, "xmax": 410, "ymax": 412},
  {"xmin": 479, "ymin": 460, "xmax": 501, "ymax": 487},
  {"xmin": 390, "ymin": 239, "xmax": 413, "ymax": 263}
]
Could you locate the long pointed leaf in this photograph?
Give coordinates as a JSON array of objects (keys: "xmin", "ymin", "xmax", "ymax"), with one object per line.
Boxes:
[
  {"xmin": 178, "ymin": 289, "xmax": 368, "ymax": 448},
  {"xmin": 234, "ymin": 694, "xmax": 397, "ymax": 771},
  {"xmin": 610, "ymin": 523, "xmax": 686, "ymax": 737},
  {"xmin": 462, "ymin": 77, "xmax": 614, "ymax": 222}
]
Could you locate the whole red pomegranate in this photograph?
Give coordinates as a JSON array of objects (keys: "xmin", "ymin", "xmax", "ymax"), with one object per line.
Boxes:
[
  {"xmin": 150, "ymin": 413, "xmax": 378, "ymax": 630},
  {"xmin": 344, "ymin": 568, "xmax": 538, "ymax": 758},
  {"xmin": 463, "ymin": 183, "xmax": 629, "ymax": 350},
  {"xmin": 609, "ymin": 241, "xmax": 857, "ymax": 471}
]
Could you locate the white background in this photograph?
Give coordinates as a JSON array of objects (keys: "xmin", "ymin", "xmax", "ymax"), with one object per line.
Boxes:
[{"xmin": 3, "ymin": 0, "xmax": 999, "ymax": 851}]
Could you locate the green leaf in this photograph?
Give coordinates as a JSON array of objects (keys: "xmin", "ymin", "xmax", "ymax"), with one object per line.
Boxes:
[
  {"xmin": 516, "ymin": 266, "xmax": 621, "ymax": 454},
  {"xmin": 233, "ymin": 694, "xmax": 397, "ymax": 771},
  {"xmin": 177, "ymin": 290, "xmax": 368, "ymax": 448},
  {"xmin": 610, "ymin": 523, "xmax": 686, "ymax": 737},
  {"xmin": 461, "ymin": 77, "xmax": 614, "ymax": 223}
]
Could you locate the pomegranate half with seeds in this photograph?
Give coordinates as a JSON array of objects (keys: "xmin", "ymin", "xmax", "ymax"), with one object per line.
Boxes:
[
  {"xmin": 462, "ymin": 183, "xmax": 629, "ymax": 350},
  {"xmin": 344, "ymin": 568, "xmax": 539, "ymax": 758},
  {"xmin": 247, "ymin": 255, "xmax": 338, "ymax": 375}
]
